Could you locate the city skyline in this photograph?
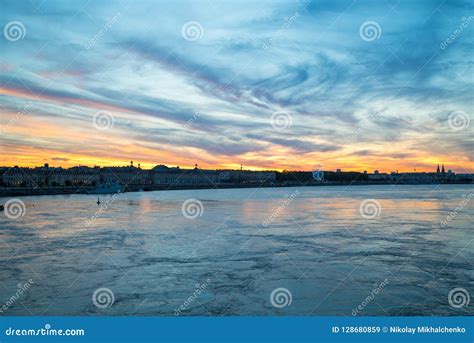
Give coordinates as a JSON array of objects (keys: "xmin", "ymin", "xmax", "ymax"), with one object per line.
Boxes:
[
  {"xmin": 1, "ymin": 0, "xmax": 473, "ymax": 173},
  {"xmin": 0, "ymin": 161, "xmax": 463, "ymax": 175}
]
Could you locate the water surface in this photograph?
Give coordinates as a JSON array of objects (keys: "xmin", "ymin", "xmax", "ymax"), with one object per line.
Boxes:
[{"xmin": 0, "ymin": 184, "xmax": 472, "ymax": 316}]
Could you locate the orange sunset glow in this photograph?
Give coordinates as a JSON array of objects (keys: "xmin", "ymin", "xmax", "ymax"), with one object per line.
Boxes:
[{"xmin": 1, "ymin": 3, "xmax": 472, "ymax": 174}]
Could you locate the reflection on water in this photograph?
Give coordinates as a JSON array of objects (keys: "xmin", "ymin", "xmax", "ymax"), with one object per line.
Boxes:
[{"xmin": 0, "ymin": 184, "xmax": 472, "ymax": 316}]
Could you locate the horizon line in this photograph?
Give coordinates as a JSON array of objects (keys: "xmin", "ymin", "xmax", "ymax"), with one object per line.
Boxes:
[{"xmin": 0, "ymin": 162, "xmax": 467, "ymax": 175}]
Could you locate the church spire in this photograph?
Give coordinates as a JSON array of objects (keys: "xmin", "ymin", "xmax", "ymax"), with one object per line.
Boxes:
[
  {"xmin": 442, "ymin": 164, "xmax": 445, "ymax": 174},
  {"xmin": 437, "ymin": 164, "xmax": 440, "ymax": 173}
]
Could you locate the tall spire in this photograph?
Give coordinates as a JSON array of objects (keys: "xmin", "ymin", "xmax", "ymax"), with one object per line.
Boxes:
[
  {"xmin": 442, "ymin": 164, "xmax": 445, "ymax": 174},
  {"xmin": 437, "ymin": 164, "xmax": 440, "ymax": 173}
]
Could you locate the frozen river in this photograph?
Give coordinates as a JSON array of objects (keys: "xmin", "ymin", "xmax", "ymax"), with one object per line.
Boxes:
[{"xmin": 0, "ymin": 184, "xmax": 472, "ymax": 316}]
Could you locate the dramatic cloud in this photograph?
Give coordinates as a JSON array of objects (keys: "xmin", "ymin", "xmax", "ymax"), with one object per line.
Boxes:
[{"xmin": 1, "ymin": 0, "xmax": 473, "ymax": 172}]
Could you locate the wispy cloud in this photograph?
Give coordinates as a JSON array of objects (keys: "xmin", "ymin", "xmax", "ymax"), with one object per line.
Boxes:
[{"xmin": 1, "ymin": 0, "xmax": 472, "ymax": 172}]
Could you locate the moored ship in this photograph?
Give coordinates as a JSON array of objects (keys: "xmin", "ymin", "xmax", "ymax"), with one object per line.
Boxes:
[{"xmin": 88, "ymin": 183, "xmax": 124, "ymax": 194}]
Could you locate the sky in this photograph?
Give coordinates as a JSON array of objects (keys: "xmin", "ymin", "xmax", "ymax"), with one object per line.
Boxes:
[{"xmin": 0, "ymin": 0, "xmax": 473, "ymax": 172}]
